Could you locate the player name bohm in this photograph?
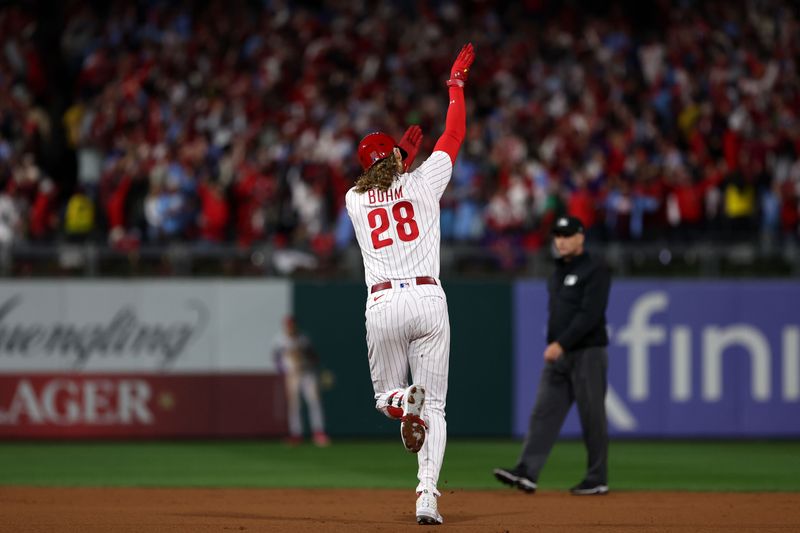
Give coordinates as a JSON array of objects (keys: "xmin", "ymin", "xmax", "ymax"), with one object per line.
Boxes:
[{"xmin": 367, "ymin": 186, "xmax": 404, "ymax": 204}]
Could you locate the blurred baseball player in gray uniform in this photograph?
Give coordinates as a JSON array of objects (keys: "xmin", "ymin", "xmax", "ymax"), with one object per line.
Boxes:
[
  {"xmin": 345, "ymin": 43, "xmax": 475, "ymax": 526},
  {"xmin": 273, "ymin": 316, "xmax": 330, "ymax": 447}
]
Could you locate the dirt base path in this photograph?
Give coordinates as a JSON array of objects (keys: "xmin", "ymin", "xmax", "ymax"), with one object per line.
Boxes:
[{"xmin": 2, "ymin": 487, "xmax": 799, "ymax": 532}]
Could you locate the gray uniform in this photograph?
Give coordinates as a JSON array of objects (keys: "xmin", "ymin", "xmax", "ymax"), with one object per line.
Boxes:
[{"xmin": 273, "ymin": 332, "xmax": 326, "ymax": 439}]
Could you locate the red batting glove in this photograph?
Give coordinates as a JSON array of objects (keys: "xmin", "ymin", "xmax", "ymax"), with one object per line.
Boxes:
[
  {"xmin": 447, "ymin": 43, "xmax": 475, "ymax": 87},
  {"xmin": 398, "ymin": 125, "xmax": 423, "ymax": 171}
]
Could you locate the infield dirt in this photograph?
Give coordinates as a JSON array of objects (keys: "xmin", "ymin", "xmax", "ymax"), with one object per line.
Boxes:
[{"xmin": 2, "ymin": 487, "xmax": 799, "ymax": 532}]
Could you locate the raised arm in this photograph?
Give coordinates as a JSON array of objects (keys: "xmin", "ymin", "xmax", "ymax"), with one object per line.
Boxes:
[
  {"xmin": 433, "ymin": 43, "xmax": 475, "ymax": 165},
  {"xmin": 398, "ymin": 125, "xmax": 423, "ymax": 172}
]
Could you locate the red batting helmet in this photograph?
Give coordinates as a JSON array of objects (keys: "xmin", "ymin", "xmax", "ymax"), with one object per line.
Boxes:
[{"xmin": 357, "ymin": 132, "xmax": 398, "ymax": 170}]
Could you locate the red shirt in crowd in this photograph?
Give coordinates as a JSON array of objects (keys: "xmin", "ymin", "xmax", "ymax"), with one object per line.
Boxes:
[{"xmin": 198, "ymin": 182, "xmax": 230, "ymax": 242}]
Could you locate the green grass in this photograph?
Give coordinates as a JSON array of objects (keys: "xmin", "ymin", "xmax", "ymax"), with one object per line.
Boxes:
[{"xmin": 0, "ymin": 439, "xmax": 798, "ymax": 491}]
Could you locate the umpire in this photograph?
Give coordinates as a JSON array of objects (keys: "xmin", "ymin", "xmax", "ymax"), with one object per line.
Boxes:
[{"xmin": 494, "ymin": 215, "xmax": 612, "ymax": 495}]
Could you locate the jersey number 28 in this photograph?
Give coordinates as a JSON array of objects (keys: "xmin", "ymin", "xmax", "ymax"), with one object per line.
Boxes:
[{"xmin": 367, "ymin": 201, "xmax": 420, "ymax": 249}]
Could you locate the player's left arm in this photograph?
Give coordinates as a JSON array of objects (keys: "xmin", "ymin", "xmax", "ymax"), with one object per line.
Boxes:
[
  {"xmin": 303, "ymin": 336, "xmax": 320, "ymax": 368},
  {"xmin": 398, "ymin": 125, "xmax": 423, "ymax": 172},
  {"xmin": 555, "ymin": 264, "xmax": 611, "ymax": 351}
]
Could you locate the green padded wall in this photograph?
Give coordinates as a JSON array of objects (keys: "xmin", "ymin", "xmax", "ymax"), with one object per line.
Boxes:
[{"xmin": 294, "ymin": 280, "xmax": 512, "ymax": 437}]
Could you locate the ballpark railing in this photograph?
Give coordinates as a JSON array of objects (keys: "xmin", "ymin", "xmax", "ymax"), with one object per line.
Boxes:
[{"xmin": 1, "ymin": 241, "xmax": 798, "ymax": 278}]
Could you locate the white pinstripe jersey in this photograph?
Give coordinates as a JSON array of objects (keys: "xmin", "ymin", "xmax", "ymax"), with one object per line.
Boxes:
[{"xmin": 346, "ymin": 151, "xmax": 453, "ymax": 287}]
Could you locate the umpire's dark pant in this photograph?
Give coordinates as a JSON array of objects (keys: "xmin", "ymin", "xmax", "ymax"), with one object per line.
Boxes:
[{"xmin": 517, "ymin": 346, "xmax": 608, "ymax": 485}]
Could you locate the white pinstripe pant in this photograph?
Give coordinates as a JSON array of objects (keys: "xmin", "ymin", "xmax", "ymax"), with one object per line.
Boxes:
[
  {"xmin": 284, "ymin": 371, "xmax": 326, "ymax": 438},
  {"xmin": 365, "ymin": 280, "xmax": 450, "ymax": 496}
]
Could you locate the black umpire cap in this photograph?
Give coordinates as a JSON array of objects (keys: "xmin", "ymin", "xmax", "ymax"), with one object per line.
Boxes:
[{"xmin": 552, "ymin": 215, "xmax": 584, "ymax": 237}]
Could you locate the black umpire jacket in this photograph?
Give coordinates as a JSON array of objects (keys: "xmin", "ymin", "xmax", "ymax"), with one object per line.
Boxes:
[{"xmin": 546, "ymin": 251, "xmax": 611, "ymax": 352}]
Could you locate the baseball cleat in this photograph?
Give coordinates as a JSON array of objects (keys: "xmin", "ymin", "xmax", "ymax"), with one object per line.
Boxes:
[
  {"xmin": 401, "ymin": 385, "xmax": 427, "ymax": 453},
  {"xmin": 312, "ymin": 431, "xmax": 331, "ymax": 447},
  {"xmin": 569, "ymin": 481, "xmax": 609, "ymax": 495},
  {"xmin": 493, "ymin": 467, "xmax": 537, "ymax": 494},
  {"xmin": 415, "ymin": 490, "xmax": 443, "ymax": 525}
]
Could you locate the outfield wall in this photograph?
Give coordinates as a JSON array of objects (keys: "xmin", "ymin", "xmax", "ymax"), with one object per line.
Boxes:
[
  {"xmin": 0, "ymin": 279, "xmax": 797, "ymax": 439},
  {"xmin": 515, "ymin": 281, "xmax": 800, "ymax": 438},
  {"xmin": 0, "ymin": 281, "xmax": 291, "ymax": 438},
  {"xmin": 293, "ymin": 280, "xmax": 513, "ymax": 438}
]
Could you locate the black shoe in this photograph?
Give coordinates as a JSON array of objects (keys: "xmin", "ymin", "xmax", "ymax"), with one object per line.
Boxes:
[
  {"xmin": 493, "ymin": 467, "xmax": 537, "ymax": 494},
  {"xmin": 569, "ymin": 480, "xmax": 609, "ymax": 495}
]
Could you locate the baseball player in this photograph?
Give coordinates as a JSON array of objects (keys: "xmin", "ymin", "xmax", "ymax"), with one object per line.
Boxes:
[
  {"xmin": 273, "ymin": 316, "xmax": 331, "ymax": 447},
  {"xmin": 345, "ymin": 43, "xmax": 475, "ymax": 526}
]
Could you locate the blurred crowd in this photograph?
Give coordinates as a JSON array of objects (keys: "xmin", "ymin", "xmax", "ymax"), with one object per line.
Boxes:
[{"xmin": 1, "ymin": 0, "xmax": 800, "ymax": 270}]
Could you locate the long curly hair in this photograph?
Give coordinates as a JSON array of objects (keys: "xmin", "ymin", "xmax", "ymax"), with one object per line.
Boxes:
[{"xmin": 354, "ymin": 156, "xmax": 400, "ymax": 193}]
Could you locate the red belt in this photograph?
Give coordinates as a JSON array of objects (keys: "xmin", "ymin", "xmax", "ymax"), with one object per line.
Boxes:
[{"xmin": 370, "ymin": 276, "xmax": 437, "ymax": 294}]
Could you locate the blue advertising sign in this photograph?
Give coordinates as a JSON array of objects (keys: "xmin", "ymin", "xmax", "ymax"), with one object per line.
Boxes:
[{"xmin": 514, "ymin": 281, "xmax": 800, "ymax": 437}]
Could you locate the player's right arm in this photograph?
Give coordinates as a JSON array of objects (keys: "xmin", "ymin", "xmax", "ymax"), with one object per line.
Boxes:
[
  {"xmin": 273, "ymin": 344, "xmax": 285, "ymax": 373},
  {"xmin": 433, "ymin": 43, "xmax": 474, "ymax": 164},
  {"xmin": 418, "ymin": 44, "xmax": 475, "ymax": 199}
]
